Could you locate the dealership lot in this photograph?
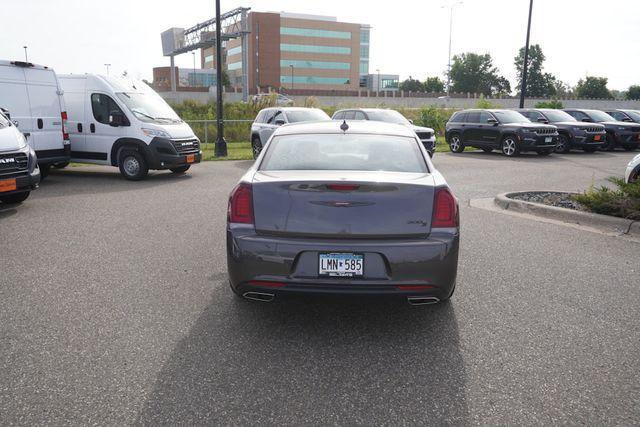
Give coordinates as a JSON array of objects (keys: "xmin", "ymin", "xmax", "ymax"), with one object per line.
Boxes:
[{"xmin": 1, "ymin": 151, "xmax": 638, "ymax": 425}]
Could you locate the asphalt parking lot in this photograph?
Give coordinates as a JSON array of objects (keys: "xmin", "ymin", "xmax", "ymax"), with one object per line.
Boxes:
[{"xmin": 1, "ymin": 150, "xmax": 638, "ymax": 425}]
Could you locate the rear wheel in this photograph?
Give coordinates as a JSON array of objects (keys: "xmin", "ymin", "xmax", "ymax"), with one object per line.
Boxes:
[
  {"xmin": 170, "ymin": 165, "xmax": 191, "ymax": 174},
  {"xmin": 448, "ymin": 134, "xmax": 464, "ymax": 153},
  {"xmin": 53, "ymin": 162, "xmax": 69, "ymax": 169},
  {"xmin": 0, "ymin": 191, "xmax": 30, "ymax": 204},
  {"xmin": 501, "ymin": 136, "xmax": 520, "ymax": 157},
  {"xmin": 555, "ymin": 135, "xmax": 571, "ymax": 153},
  {"xmin": 481, "ymin": 147, "xmax": 493, "ymax": 153},
  {"xmin": 251, "ymin": 137, "xmax": 262, "ymax": 159},
  {"xmin": 118, "ymin": 150, "xmax": 148, "ymax": 181}
]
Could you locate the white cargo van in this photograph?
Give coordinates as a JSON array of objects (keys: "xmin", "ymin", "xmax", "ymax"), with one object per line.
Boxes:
[
  {"xmin": 0, "ymin": 60, "xmax": 70, "ymax": 177},
  {"xmin": 58, "ymin": 74, "xmax": 201, "ymax": 180}
]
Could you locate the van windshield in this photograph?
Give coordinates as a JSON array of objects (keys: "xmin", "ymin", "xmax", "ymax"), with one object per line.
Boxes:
[{"xmin": 116, "ymin": 92, "xmax": 182, "ymax": 124}]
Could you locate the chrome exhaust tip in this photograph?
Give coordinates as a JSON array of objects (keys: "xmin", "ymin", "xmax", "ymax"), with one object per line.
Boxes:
[
  {"xmin": 407, "ymin": 296, "xmax": 440, "ymax": 306},
  {"xmin": 243, "ymin": 291, "xmax": 275, "ymax": 302}
]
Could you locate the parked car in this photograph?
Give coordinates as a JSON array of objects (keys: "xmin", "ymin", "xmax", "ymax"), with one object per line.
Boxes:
[
  {"xmin": 445, "ymin": 109, "xmax": 558, "ymax": 157},
  {"xmin": 228, "ymin": 120, "xmax": 458, "ymax": 305},
  {"xmin": 0, "ymin": 60, "xmax": 70, "ymax": 178},
  {"xmin": 332, "ymin": 108, "xmax": 437, "ymax": 157},
  {"xmin": 58, "ymin": 74, "xmax": 200, "ymax": 180},
  {"xmin": 0, "ymin": 109, "xmax": 40, "ymax": 204},
  {"xmin": 250, "ymin": 107, "xmax": 330, "ymax": 159},
  {"xmin": 563, "ymin": 109, "xmax": 640, "ymax": 151},
  {"xmin": 517, "ymin": 108, "xmax": 606, "ymax": 153},
  {"xmin": 604, "ymin": 109, "xmax": 640, "ymax": 124},
  {"xmin": 252, "ymin": 93, "xmax": 294, "ymax": 107},
  {"xmin": 625, "ymin": 153, "xmax": 640, "ymax": 183}
]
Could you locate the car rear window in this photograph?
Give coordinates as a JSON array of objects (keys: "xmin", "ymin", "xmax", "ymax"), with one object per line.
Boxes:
[{"xmin": 260, "ymin": 133, "xmax": 428, "ymax": 173}]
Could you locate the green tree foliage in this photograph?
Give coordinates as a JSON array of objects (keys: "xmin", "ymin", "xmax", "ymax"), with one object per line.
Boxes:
[
  {"xmin": 450, "ymin": 53, "xmax": 511, "ymax": 96},
  {"xmin": 627, "ymin": 85, "xmax": 640, "ymax": 100},
  {"xmin": 423, "ymin": 77, "xmax": 445, "ymax": 93},
  {"xmin": 574, "ymin": 76, "xmax": 612, "ymax": 99},
  {"xmin": 419, "ymin": 106, "xmax": 454, "ymax": 135},
  {"xmin": 514, "ymin": 44, "xmax": 557, "ymax": 97},
  {"xmin": 474, "ymin": 95, "xmax": 500, "ymax": 109},
  {"xmin": 399, "ymin": 77, "xmax": 425, "ymax": 92},
  {"xmin": 534, "ymin": 100, "xmax": 563, "ymax": 109}
]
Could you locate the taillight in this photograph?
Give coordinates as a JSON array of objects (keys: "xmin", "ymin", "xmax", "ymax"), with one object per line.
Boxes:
[
  {"xmin": 432, "ymin": 187, "xmax": 458, "ymax": 228},
  {"xmin": 61, "ymin": 111, "xmax": 69, "ymax": 141},
  {"xmin": 228, "ymin": 183, "xmax": 254, "ymax": 224}
]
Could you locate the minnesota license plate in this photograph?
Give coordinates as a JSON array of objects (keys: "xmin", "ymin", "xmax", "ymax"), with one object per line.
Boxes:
[
  {"xmin": 545, "ymin": 137, "xmax": 552, "ymax": 143},
  {"xmin": 0, "ymin": 178, "xmax": 17, "ymax": 193},
  {"xmin": 186, "ymin": 154, "xmax": 195, "ymax": 163},
  {"xmin": 319, "ymin": 253, "xmax": 364, "ymax": 277}
]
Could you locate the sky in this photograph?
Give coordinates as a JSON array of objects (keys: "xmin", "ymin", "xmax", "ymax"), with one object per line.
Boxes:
[{"xmin": 2, "ymin": 0, "xmax": 639, "ymax": 91}]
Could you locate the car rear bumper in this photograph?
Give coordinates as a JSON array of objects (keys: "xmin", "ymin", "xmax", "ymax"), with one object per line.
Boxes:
[{"xmin": 227, "ymin": 225, "xmax": 459, "ymax": 301}]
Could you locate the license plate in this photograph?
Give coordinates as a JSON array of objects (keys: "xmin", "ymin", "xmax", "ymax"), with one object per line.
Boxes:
[
  {"xmin": 545, "ymin": 137, "xmax": 552, "ymax": 143},
  {"xmin": 0, "ymin": 178, "xmax": 17, "ymax": 193},
  {"xmin": 594, "ymin": 134, "xmax": 602, "ymax": 141},
  {"xmin": 319, "ymin": 253, "xmax": 364, "ymax": 277},
  {"xmin": 186, "ymin": 154, "xmax": 195, "ymax": 163}
]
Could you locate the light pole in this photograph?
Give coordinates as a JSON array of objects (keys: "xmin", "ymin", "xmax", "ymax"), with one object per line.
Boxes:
[
  {"xmin": 23, "ymin": 46, "xmax": 28, "ymax": 62},
  {"xmin": 214, "ymin": 0, "xmax": 227, "ymax": 157},
  {"xmin": 289, "ymin": 64, "xmax": 294, "ymax": 91},
  {"xmin": 104, "ymin": 63, "xmax": 111, "ymax": 76},
  {"xmin": 376, "ymin": 68, "xmax": 380, "ymax": 93},
  {"xmin": 444, "ymin": 1, "xmax": 463, "ymax": 97},
  {"xmin": 519, "ymin": 0, "xmax": 534, "ymax": 108},
  {"xmin": 192, "ymin": 51, "xmax": 196, "ymax": 87}
]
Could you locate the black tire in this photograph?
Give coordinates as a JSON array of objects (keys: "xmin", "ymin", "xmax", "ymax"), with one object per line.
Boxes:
[
  {"xmin": 602, "ymin": 133, "xmax": 616, "ymax": 151},
  {"xmin": 555, "ymin": 134, "xmax": 571, "ymax": 154},
  {"xmin": 53, "ymin": 162, "xmax": 69, "ymax": 169},
  {"xmin": 448, "ymin": 134, "xmax": 464, "ymax": 153},
  {"xmin": 0, "ymin": 191, "xmax": 30, "ymax": 204},
  {"xmin": 251, "ymin": 137, "xmax": 262, "ymax": 160},
  {"xmin": 583, "ymin": 147, "xmax": 598, "ymax": 153},
  {"xmin": 501, "ymin": 135, "xmax": 520, "ymax": 157},
  {"xmin": 537, "ymin": 149, "xmax": 553, "ymax": 156},
  {"xmin": 623, "ymin": 145, "xmax": 637, "ymax": 151},
  {"xmin": 39, "ymin": 164, "xmax": 50, "ymax": 180},
  {"xmin": 170, "ymin": 165, "xmax": 191, "ymax": 174},
  {"xmin": 118, "ymin": 150, "xmax": 148, "ymax": 181},
  {"xmin": 481, "ymin": 147, "xmax": 493, "ymax": 153}
]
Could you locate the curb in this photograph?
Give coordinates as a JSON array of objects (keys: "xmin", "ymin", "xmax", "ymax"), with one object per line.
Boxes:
[{"xmin": 494, "ymin": 191, "xmax": 639, "ymax": 237}]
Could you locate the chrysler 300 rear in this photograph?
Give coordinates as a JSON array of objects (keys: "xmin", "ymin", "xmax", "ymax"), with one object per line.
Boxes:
[{"xmin": 226, "ymin": 121, "xmax": 459, "ymax": 305}]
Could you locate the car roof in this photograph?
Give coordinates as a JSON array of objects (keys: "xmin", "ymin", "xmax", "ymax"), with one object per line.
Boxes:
[{"xmin": 274, "ymin": 120, "xmax": 416, "ymax": 137}]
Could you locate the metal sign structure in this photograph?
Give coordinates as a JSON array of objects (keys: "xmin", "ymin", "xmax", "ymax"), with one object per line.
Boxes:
[{"xmin": 161, "ymin": 7, "xmax": 250, "ymax": 101}]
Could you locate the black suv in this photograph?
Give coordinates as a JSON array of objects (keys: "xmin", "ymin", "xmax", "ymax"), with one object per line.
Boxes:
[
  {"xmin": 445, "ymin": 109, "xmax": 559, "ymax": 157},
  {"xmin": 604, "ymin": 109, "xmax": 640, "ymax": 124},
  {"xmin": 517, "ymin": 109, "xmax": 606, "ymax": 153},
  {"xmin": 563, "ymin": 109, "xmax": 640, "ymax": 151}
]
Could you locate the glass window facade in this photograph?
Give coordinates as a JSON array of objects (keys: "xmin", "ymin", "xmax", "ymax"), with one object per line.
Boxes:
[
  {"xmin": 227, "ymin": 61, "xmax": 242, "ymax": 71},
  {"xmin": 226, "ymin": 46, "xmax": 242, "ymax": 56},
  {"xmin": 280, "ymin": 75, "xmax": 350, "ymax": 85},
  {"xmin": 204, "ymin": 55, "xmax": 214, "ymax": 63},
  {"xmin": 360, "ymin": 29, "xmax": 370, "ymax": 43},
  {"xmin": 188, "ymin": 72, "xmax": 216, "ymax": 87},
  {"xmin": 359, "ymin": 45, "xmax": 369, "ymax": 59},
  {"xmin": 381, "ymin": 78, "xmax": 399, "ymax": 89},
  {"xmin": 280, "ymin": 44, "xmax": 351, "ymax": 55},
  {"xmin": 359, "ymin": 61, "xmax": 369, "ymax": 74},
  {"xmin": 280, "ymin": 27, "xmax": 351, "ymax": 40},
  {"xmin": 280, "ymin": 59, "xmax": 350, "ymax": 70}
]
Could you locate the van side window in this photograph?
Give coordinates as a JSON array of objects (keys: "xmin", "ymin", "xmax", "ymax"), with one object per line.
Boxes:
[{"xmin": 91, "ymin": 93, "xmax": 124, "ymax": 125}]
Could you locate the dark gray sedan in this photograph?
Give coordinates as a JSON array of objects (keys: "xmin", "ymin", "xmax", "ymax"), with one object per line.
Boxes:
[{"xmin": 227, "ymin": 120, "xmax": 459, "ymax": 305}]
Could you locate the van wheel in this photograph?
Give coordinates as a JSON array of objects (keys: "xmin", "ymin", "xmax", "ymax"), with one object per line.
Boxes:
[
  {"xmin": 118, "ymin": 150, "xmax": 148, "ymax": 181},
  {"xmin": 448, "ymin": 134, "xmax": 464, "ymax": 153},
  {"xmin": 53, "ymin": 162, "xmax": 69, "ymax": 169},
  {"xmin": 251, "ymin": 137, "xmax": 262, "ymax": 159},
  {"xmin": 501, "ymin": 136, "xmax": 520, "ymax": 157},
  {"xmin": 0, "ymin": 191, "xmax": 30, "ymax": 204},
  {"xmin": 170, "ymin": 165, "xmax": 191, "ymax": 174}
]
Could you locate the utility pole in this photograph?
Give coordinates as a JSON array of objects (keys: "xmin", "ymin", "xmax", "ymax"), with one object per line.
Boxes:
[
  {"xmin": 214, "ymin": 0, "xmax": 227, "ymax": 157},
  {"xmin": 104, "ymin": 63, "xmax": 111, "ymax": 76},
  {"xmin": 445, "ymin": 1, "xmax": 463, "ymax": 97},
  {"xmin": 376, "ymin": 68, "xmax": 380, "ymax": 93},
  {"xmin": 23, "ymin": 46, "xmax": 28, "ymax": 62},
  {"xmin": 192, "ymin": 51, "xmax": 196, "ymax": 87},
  {"xmin": 519, "ymin": 0, "xmax": 534, "ymax": 108}
]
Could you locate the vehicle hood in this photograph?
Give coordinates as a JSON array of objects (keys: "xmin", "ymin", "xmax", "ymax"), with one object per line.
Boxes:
[
  {"xmin": 411, "ymin": 124, "xmax": 435, "ymax": 133},
  {"xmin": 514, "ymin": 123, "xmax": 557, "ymax": 131},
  {"xmin": 599, "ymin": 121, "xmax": 640, "ymax": 129},
  {"xmin": 554, "ymin": 121, "xmax": 604, "ymax": 129},
  {"xmin": 0, "ymin": 125, "xmax": 26, "ymax": 152},
  {"xmin": 147, "ymin": 121, "xmax": 197, "ymax": 139}
]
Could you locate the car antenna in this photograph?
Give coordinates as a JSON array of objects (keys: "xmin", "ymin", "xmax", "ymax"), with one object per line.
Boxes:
[{"xmin": 340, "ymin": 120, "xmax": 349, "ymax": 132}]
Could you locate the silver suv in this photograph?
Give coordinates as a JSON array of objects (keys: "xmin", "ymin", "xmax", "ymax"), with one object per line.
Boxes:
[{"xmin": 250, "ymin": 107, "xmax": 330, "ymax": 159}]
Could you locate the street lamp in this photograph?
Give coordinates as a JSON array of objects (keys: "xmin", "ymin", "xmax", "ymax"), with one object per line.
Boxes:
[
  {"xmin": 214, "ymin": 0, "xmax": 227, "ymax": 157},
  {"xmin": 23, "ymin": 46, "xmax": 28, "ymax": 62},
  {"xmin": 104, "ymin": 63, "xmax": 111, "ymax": 76},
  {"xmin": 192, "ymin": 51, "xmax": 196, "ymax": 87},
  {"xmin": 443, "ymin": 1, "xmax": 463, "ymax": 97},
  {"xmin": 289, "ymin": 64, "xmax": 294, "ymax": 91},
  {"xmin": 376, "ymin": 68, "xmax": 380, "ymax": 93},
  {"xmin": 519, "ymin": 0, "xmax": 534, "ymax": 108}
]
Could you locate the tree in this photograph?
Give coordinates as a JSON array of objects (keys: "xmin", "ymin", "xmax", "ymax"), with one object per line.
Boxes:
[
  {"xmin": 450, "ymin": 53, "xmax": 511, "ymax": 96},
  {"xmin": 423, "ymin": 76, "xmax": 445, "ymax": 93},
  {"xmin": 399, "ymin": 77, "xmax": 424, "ymax": 92},
  {"xmin": 514, "ymin": 44, "xmax": 557, "ymax": 97},
  {"xmin": 575, "ymin": 76, "xmax": 612, "ymax": 99},
  {"xmin": 627, "ymin": 85, "xmax": 640, "ymax": 100}
]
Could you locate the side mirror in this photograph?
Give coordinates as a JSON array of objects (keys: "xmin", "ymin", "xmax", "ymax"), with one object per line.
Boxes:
[
  {"xmin": 0, "ymin": 107, "xmax": 10, "ymax": 120},
  {"xmin": 109, "ymin": 111, "xmax": 125, "ymax": 127},
  {"xmin": 581, "ymin": 118, "xmax": 592, "ymax": 122},
  {"xmin": 487, "ymin": 118, "xmax": 498, "ymax": 125},
  {"xmin": 537, "ymin": 117, "xmax": 549, "ymax": 123},
  {"xmin": 275, "ymin": 119, "xmax": 286, "ymax": 126}
]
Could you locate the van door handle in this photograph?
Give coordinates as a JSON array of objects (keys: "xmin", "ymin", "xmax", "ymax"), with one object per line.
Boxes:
[
  {"xmin": 90, "ymin": 123, "xmax": 95, "ymax": 133},
  {"xmin": 78, "ymin": 123, "xmax": 83, "ymax": 133},
  {"xmin": 37, "ymin": 118, "xmax": 43, "ymax": 129}
]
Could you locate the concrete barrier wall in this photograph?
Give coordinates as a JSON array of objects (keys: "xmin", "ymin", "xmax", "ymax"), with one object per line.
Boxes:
[{"xmin": 159, "ymin": 90, "xmax": 640, "ymax": 110}]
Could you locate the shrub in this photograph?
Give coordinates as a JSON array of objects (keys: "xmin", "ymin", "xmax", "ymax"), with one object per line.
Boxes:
[
  {"xmin": 419, "ymin": 106, "xmax": 455, "ymax": 136},
  {"xmin": 534, "ymin": 100, "xmax": 563, "ymax": 109},
  {"xmin": 572, "ymin": 177, "xmax": 640, "ymax": 220},
  {"xmin": 475, "ymin": 95, "xmax": 500, "ymax": 109}
]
